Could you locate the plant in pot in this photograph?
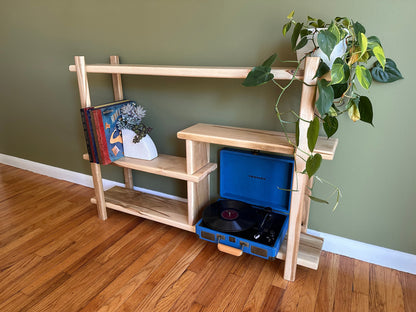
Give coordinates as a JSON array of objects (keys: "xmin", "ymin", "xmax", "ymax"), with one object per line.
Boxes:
[
  {"xmin": 243, "ymin": 11, "xmax": 403, "ymax": 207},
  {"xmin": 117, "ymin": 102, "xmax": 158, "ymax": 160}
]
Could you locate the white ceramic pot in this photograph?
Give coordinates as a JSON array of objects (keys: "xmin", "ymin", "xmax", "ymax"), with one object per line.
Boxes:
[
  {"xmin": 121, "ymin": 129, "xmax": 158, "ymax": 160},
  {"xmin": 296, "ymin": 28, "xmax": 347, "ymax": 69}
]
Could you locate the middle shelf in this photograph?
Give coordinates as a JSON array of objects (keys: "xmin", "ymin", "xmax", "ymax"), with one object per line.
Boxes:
[{"xmin": 83, "ymin": 153, "xmax": 217, "ymax": 182}]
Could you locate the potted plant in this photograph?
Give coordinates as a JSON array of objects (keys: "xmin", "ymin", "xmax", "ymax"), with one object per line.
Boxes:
[
  {"xmin": 243, "ymin": 11, "xmax": 403, "ymax": 207},
  {"xmin": 117, "ymin": 101, "xmax": 158, "ymax": 160}
]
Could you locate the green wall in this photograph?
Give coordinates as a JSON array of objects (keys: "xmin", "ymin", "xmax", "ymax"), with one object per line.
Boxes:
[{"xmin": 1, "ymin": 0, "xmax": 415, "ymax": 254}]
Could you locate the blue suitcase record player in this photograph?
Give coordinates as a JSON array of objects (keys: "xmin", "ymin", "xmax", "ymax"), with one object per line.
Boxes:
[{"xmin": 196, "ymin": 148, "xmax": 295, "ymax": 260}]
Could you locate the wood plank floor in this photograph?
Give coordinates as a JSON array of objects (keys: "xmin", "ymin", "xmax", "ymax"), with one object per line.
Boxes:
[{"xmin": 0, "ymin": 163, "xmax": 415, "ymax": 312}]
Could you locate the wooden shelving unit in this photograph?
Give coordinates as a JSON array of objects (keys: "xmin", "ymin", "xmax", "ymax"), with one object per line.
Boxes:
[{"xmin": 69, "ymin": 56, "xmax": 338, "ymax": 281}]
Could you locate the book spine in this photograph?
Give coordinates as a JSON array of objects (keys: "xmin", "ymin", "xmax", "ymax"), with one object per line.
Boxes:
[
  {"xmin": 80, "ymin": 108, "xmax": 94, "ymax": 162},
  {"xmin": 92, "ymin": 110, "xmax": 111, "ymax": 165},
  {"xmin": 85, "ymin": 108, "xmax": 99, "ymax": 163}
]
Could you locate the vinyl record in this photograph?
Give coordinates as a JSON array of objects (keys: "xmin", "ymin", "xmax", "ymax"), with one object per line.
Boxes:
[{"xmin": 202, "ymin": 199, "xmax": 256, "ymax": 233}]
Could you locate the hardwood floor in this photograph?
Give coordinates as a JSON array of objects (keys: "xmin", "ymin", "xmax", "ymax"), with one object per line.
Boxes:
[{"xmin": 0, "ymin": 163, "xmax": 415, "ymax": 312}]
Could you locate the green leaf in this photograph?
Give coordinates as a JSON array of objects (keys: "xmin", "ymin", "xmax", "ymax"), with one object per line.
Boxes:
[
  {"xmin": 242, "ymin": 66, "xmax": 274, "ymax": 87},
  {"xmin": 367, "ymin": 36, "xmax": 382, "ymax": 49},
  {"xmin": 316, "ymin": 79, "xmax": 335, "ymax": 116},
  {"xmin": 306, "ymin": 154, "xmax": 322, "ymax": 178},
  {"xmin": 287, "ymin": 10, "xmax": 295, "ymax": 19},
  {"xmin": 317, "ymin": 30, "xmax": 338, "ymax": 59},
  {"xmin": 353, "ymin": 21, "xmax": 366, "ymax": 35},
  {"xmin": 355, "ymin": 65, "xmax": 372, "ymax": 89},
  {"xmin": 358, "ymin": 96, "xmax": 373, "ymax": 126},
  {"xmin": 291, "ymin": 22, "xmax": 303, "ymax": 50},
  {"xmin": 262, "ymin": 53, "xmax": 277, "ymax": 67},
  {"xmin": 317, "ymin": 19, "xmax": 326, "ymax": 28},
  {"xmin": 358, "ymin": 33, "xmax": 368, "ymax": 58},
  {"xmin": 372, "ymin": 45, "xmax": 386, "ymax": 70},
  {"xmin": 331, "ymin": 83, "xmax": 348, "ymax": 99},
  {"xmin": 323, "ymin": 115, "xmax": 338, "ymax": 138},
  {"xmin": 330, "ymin": 58, "xmax": 350, "ymax": 85},
  {"xmin": 282, "ymin": 22, "xmax": 291, "ymax": 37},
  {"xmin": 295, "ymin": 36, "xmax": 308, "ymax": 50},
  {"xmin": 295, "ymin": 119, "xmax": 300, "ymax": 147},
  {"xmin": 309, "ymin": 195, "xmax": 329, "ymax": 204},
  {"xmin": 371, "ymin": 58, "xmax": 403, "ymax": 83},
  {"xmin": 314, "ymin": 60, "xmax": 330, "ymax": 78},
  {"xmin": 348, "ymin": 103, "xmax": 360, "ymax": 122},
  {"xmin": 328, "ymin": 21, "xmax": 341, "ymax": 42},
  {"xmin": 307, "ymin": 117, "xmax": 320, "ymax": 152}
]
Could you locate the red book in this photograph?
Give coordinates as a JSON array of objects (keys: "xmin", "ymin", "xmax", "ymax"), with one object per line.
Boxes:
[{"xmin": 92, "ymin": 109, "xmax": 112, "ymax": 165}]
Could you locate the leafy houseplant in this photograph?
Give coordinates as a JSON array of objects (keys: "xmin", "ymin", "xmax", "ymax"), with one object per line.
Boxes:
[
  {"xmin": 117, "ymin": 102, "xmax": 152, "ymax": 143},
  {"xmin": 243, "ymin": 11, "xmax": 403, "ymax": 206},
  {"xmin": 117, "ymin": 101, "xmax": 158, "ymax": 160}
]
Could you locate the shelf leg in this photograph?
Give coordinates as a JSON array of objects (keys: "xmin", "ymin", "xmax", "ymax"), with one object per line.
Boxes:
[
  {"xmin": 109, "ymin": 55, "xmax": 134, "ymax": 190},
  {"xmin": 186, "ymin": 140, "xmax": 210, "ymax": 226},
  {"xmin": 284, "ymin": 56, "xmax": 320, "ymax": 281},
  {"xmin": 301, "ymin": 177, "xmax": 313, "ymax": 233},
  {"xmin": 90, "ymin": 163, "xmax": 107, "ymax": 220},
  {"xmin": 123, "ymin": 168, "xmax": 134, "ymax": 189},
  {"xmin": 187, "ymin": 179, "xmax": 210, "ymax": 226}
]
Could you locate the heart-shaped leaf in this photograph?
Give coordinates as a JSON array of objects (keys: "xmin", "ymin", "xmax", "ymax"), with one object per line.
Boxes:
[
  {"xmin": 328, "ymin": 21, "xmax": 341, "ymax": 42},
  {"xmin": 314, "ymin": 60, "xmax": 330, "ymax": 79},
  {"xmin": 307, "ymin": 117, "xmax": 320, "ymax": 152},
  {"xmin": 295, "ymin": 36, "xmax": 309, "ymax": 50},
  {"xmin": 306, "ymin": 154, "xmax": 322, "ymax": 178},
  {"xmin": 358, "ymin": 33, "xmax": 368, "ymax": 58},
  {"xmin": 356, "ymin": 65, "xmax": 372, "ymax": 89},
  {"xmin": 371, "ymin": 58, "xmax": 403, "ymax": 83},
  {"xmin": 348, "ymin": 103, "xmax": 360, "ymax": 122},
  {"xmin": 291, "ymin": 22, "xmax": 303, "ymax": 50},
  {"xmin": 372, "ymin": 45, "xmax": 386, "ymax": 70},
  {"xmin": 242, "ymin": 66, "xmax": 274, "ymax": 87},
  {"xmin": 353, "ymin": 21, "xmax": 366, "ymax": 35},
  {"xmin": 316, "ymin": 79, "xmax": 335, "ymax": 116},
  {"xmin": 282, "ymin": 22, "xmax": 291, "ymax": 37},
  {"xmin": 358, "ymin": 96, "xmax": 373, "ymax": 126},
  {"xmin": 331, "ymin": 83, "xmax": 348, "ymax": 99},
  {"xmin": 317, "ymin": 30, "xmax": 339, "ymax": 59},
  {"xmin": 262, "ymin": 53, "xmax": 277, "ymax": 67},
  {"xmin": 330, "ymin": 58, "xmax": 350, "ymax": 85},
  {"xmin": 323, "ymin": 115, "xmax": 338, "ymax": 138}
]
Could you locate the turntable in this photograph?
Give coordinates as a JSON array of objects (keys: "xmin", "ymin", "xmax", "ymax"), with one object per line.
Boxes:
[{"xmin": 195, "ymin": 148, "xmax": 294, "ymax": 259}]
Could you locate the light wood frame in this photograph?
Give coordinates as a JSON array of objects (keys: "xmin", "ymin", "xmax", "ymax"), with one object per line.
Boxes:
[{"xmin": 70, "ymin": 56, "xmax": 337, "ymax": 281}]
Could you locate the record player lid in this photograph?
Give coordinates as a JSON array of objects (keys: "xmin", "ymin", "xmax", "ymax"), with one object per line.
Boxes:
[{"xmin": 220, "ymin": 148, "xmax": 294, "ymax": 214}]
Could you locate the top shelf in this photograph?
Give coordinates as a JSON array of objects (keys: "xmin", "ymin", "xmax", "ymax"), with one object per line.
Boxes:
[
  {"xmin": 68, "ymin": 63, "xmax": 304, "ymax": 80},
  {"xmin": 178, "ymin": 123, "xmax": 338, "ymax": 160}
]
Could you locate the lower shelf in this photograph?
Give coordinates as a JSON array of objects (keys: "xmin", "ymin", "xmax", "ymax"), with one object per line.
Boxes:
[
  {"xmin": 91, "ymin": 186, "xmax": 323, "ymax": 270},
  {"xmin": 277, "ymin": 232, "xmax": 324, "ymax": 270},
  {"xmin": 91, "ymin": 186, "xmax": 194, "ymax": 232}
]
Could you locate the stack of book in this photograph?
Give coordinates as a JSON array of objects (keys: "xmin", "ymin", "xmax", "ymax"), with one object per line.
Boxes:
[{"xmin": 80, "ymin": 99, "xmax": 132, "ymax": 165}]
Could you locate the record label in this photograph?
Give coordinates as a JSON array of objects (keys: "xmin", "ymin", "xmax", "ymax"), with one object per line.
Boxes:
[{"xmin": 220, "ymin": 209, "xmax": 239, "ymax": 221}]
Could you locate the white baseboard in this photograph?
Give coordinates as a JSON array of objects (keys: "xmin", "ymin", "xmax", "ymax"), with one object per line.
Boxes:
[
  {"xmin": 0, "ymin": 153, "xmax": 186, "ymax": 202},
  {"xmin": 1, "ymin": 153, "xmax": 415, "ymax": 274},
  {"xmin": 307, "ymin": 229, "xmax": 416, "ymax": 275}
]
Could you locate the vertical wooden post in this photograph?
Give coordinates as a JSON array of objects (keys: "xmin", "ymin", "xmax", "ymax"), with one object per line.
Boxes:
[
  {"xmin": 186, "ymin": 140, "xmax": 210, "ymax": 225},
  {"xmin": 110, "ymin": 55, "xmax": 134, "ymax": 190},
  {"xmin": 301, "ymin": 177, "xmax": 313, "ymax": 233},
  {"xmin": 284, "ymin": 57, "xmax": 320, "ymax": 281},
  {"xmin": 75, "ymin": 56, "xmax": 107, "ymax": 220}
]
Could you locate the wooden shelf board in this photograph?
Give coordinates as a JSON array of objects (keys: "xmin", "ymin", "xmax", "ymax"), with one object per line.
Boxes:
[
  {"xmin": 83, "ymin": 153, "xmax": 217, "ymax": 182},
  {"xmin": 91, "ymin": 186, "xmax": 194, "ymax": 232},
  {"xmin": 69, "ymin": 64, "xmax": 304, "ymax": 80},
  {"xmin": 277, "ymin": 232, "xmax": 324, "ymax": 270},
  {"xmin": 178, "ymin": 123, "xmax": 338, "ymax": 160}
]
